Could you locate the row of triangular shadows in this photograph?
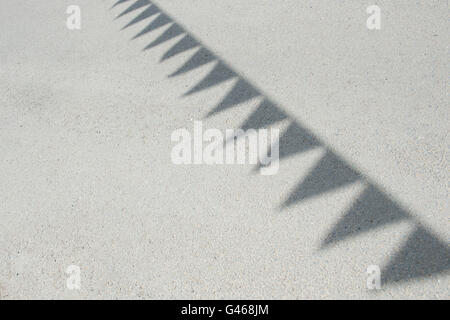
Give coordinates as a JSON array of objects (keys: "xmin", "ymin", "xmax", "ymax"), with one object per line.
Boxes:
[
  {"xmin": 113, "ymin": 0, "xmax": 449, "ymax": 285},
  {"xmin": 116, "ymin": 0, "xmax": 263, "ymax": 118}
]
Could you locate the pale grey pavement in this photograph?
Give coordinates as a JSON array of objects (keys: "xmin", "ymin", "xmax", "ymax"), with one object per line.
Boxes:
[{"xmin": 0, "ymin": 0, "xmax": 448, "ymax": 299}]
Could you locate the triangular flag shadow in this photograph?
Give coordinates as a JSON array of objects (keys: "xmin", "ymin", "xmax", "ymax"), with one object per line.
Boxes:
[
  {"xmin": 169, "ymin": 47, "xmax": 216, "ymax": 77},
  {"xmin": 278, "ymin": 122, "xmax": 320, "ymax": 162},
  {"xmin": 144, "ymin": 23, "xmax": 184, "ymax": 50},
  {"xmin": 321, "ymin": 185, "xmax": 410, "ymax": 247},
  {"xmin": 121, "ymin": 5, "xmax": 159, "ymax": 30},
  {"xmin": 116, "ymin": 0, "xmax": 150, "ymax": 20},
  {"xmin": 223, "ymin": 98, "xmax": 287, "ymax": 149},
  {"xmin": 282, "ymin": 151, "xmax": 361, "ymax": 207},
  {"xmin": 206, "ymin": 78, "xmax": 260, "ymax": 117},
  {"xmin": 160, "ymin": 34, "xmax": 199, "ymax": 62},
  {"xmin": 184, "ymin": 62, "xmax": 236, "ymax": 96},
  {"xmin": 382, "ymin": 226, "xmax": 450, "ymax": 284},
  {"xmin": 133, "ymin": 13, "xmax": 172, "ymax": 40},
  {"xmin": 112, "ymin": 0, "xmax": 133, "ymax": 9},
  {"xmin": 254, "ymin": 121, "xmax": 320, "ymax": 172},
  {"xmin": 240, "ymin": 99, "xmax": 288, "ymax": 131}
]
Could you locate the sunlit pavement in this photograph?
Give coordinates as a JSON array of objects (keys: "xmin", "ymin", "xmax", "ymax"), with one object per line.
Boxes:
[{"xmin": 0, "ymin": 0, "xmax": 448, "ymax": 299}]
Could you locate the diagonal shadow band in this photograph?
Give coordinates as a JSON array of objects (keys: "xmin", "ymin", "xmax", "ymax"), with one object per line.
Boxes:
[{"xmin": 111, "ymin": 0, "xmax": 449, "ymax": 286}]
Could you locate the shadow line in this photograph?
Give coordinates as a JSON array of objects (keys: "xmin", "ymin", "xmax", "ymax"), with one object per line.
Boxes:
[{"xmin": 110, "ymin": 0, "xmax": 450, "ymax": 286}]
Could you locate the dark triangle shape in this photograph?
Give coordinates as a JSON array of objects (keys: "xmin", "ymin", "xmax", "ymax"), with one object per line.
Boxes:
[
  {"xmin": 282, "ymin": 151, "xmax": 361, "ymax": 207},
  {"xmin": 206, "ymin": 79, "xmax": 260, "ymax": 117},
  {"xmin": 321, "ymin": 185, "xmax": 410, "ymax": 247},
  {"xmin": 224, "ymin": 99, "xmax": 288, "ymax": 147},
  {"xmin": 278, "ymin": 122, "xmax": 320, "ymax": 162},
  {"xmin": 144, "ymin": 23, "xmax": 184, "ymax": 50},
  {"xmin": 255, "ymin": 121, "xmax": 320, "ymax": 171},
  {"xmin": 133, "ymin": 13, "xmax": 172, "ymax": 39},
  {"xmin": 169, "ymin": 47, "xmax": 215, "ymax": 77},
  {"xmin": 112, "ymin": 0, "xmax": 133, "ymax": 9},
  {"xmin": 116, "ymin": 0, "xmax": 150, "ymax": 20},
  {"xmin": 240, "ymin": 99, "xmax": 288, "ymax": 131},
  {"xmin": 160, "ymin": 35, "xmax": 199, "ymax": 62},
  {"xmin": 121, "ymin": 5, "xmax": 159, "ymax": 30},
  {"xmin": 382, "ymin": 226, "xmax": 450, "ymax": 284},
  {"xmin": 184, "ymin": 62, "xmax": 236, "ymax": 96}
]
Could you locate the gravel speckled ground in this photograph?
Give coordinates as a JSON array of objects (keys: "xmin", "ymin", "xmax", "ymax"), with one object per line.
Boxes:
[{"xmin": 0, "ymin": 0, "xmax": 448, "ymax": 299}]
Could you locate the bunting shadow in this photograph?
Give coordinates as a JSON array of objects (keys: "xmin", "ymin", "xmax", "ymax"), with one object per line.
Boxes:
[{"xmin": 111, "ymin": 0, "xmax": 450, "ymax": 287}]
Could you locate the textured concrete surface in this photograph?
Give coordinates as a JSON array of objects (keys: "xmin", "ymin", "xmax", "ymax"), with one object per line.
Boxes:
[{"xmin": 0, "ymin": 0, "xmax": 448, "ymax": 299}]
